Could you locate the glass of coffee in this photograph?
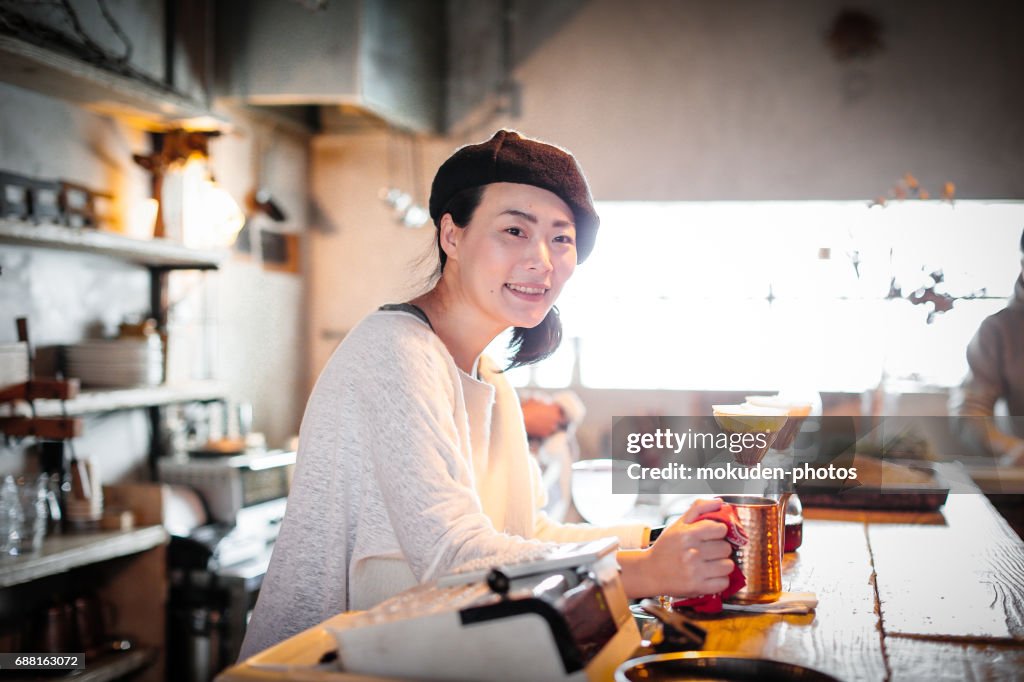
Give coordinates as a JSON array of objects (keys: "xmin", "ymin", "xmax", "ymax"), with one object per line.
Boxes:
[
  {"xmin": 744, "ymin": 395, "xmax": 813, "ymax": 451},
  {"xmin": 711, "ymin": 404, "xmax": 789, "ymax": 466},
  {"xmin": 744, "ymin": 395, "xmax": 814, "ymax": 553}
]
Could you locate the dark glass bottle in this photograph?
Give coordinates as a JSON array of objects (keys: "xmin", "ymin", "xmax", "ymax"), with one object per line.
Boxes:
[{"xmin": 784, "ymin": 493, "xmax": 803, "ymax": 553}]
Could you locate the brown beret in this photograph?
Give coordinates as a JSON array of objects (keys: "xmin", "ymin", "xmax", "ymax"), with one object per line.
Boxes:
[{"xmin": 429, "ymin": 130, "xmax": 600, "ymax": 263}]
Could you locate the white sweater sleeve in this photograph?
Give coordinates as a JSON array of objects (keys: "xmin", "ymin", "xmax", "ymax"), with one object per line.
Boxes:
[{"xmin": 362, "ymin": 325, "xmax": 550, "ymax": 582}]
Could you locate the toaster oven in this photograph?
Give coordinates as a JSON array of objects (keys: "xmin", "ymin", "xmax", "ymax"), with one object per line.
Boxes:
[{"xmin": 158, "ymin": 450, "xmax": 295, "ymax": 525}]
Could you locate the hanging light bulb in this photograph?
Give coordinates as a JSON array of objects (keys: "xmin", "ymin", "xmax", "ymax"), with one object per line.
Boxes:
[
  {"xmin": 198, "ymin": 179, "xmax": 246, "ymax": 248},
  {"xmin": 401, "ymin": 205, "xmax": 430, "ymax": 228},
  {"xmin": 135, "ymin": 130, "xmax": 244, "ymax": 248},
  {"xmin": 379, "ymin": 187, "xmax": 429, "ymax": 229},
  {"xmin": 174, "ymin": 155, "xmax": 245, "ymax": 249}
]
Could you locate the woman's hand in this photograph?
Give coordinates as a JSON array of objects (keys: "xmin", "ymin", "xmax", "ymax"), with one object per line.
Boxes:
[
  {"xmin": 521, "ymin": 397, "xmax": 566, "ymax": 441},
  {"xmin": 618, "ymin": 498, "xmax": 735, "ymax": 599}
]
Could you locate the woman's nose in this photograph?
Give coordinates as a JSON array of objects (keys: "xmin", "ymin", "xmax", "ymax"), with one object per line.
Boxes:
[{"xmin": 525, "ymin": 239, "xmax": 553, "ymax": 272}]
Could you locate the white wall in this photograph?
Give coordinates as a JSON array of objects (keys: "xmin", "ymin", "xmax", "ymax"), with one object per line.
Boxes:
[
  {"xmin": 0, "ymin": 83, "xmax": 309, "ymax": 480},
  {"xmin": 441, "ymin": 0, "xmax": 1024, "ymax": 200},
  {"xmin": 209, "ymin": 109, "xmax": 309, "ymax": 450},
  {"xmin": 307, "ymin": 132, "xmax": 437, "ymax": 386}
]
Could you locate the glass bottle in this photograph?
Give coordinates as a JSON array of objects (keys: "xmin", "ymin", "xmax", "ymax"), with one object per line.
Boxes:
[
  {"xmin": 1, "ymin": 475, "xmax": 24, "ymax": 557},
  {"xmin": 784, "ymin": 493, "xmax": 803, "ymax": 552}
]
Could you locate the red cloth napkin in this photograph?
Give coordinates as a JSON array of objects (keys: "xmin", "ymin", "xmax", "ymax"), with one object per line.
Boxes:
[{"xmin": 672, "ymin": 504, "xmax": 748, "ymax": 613}]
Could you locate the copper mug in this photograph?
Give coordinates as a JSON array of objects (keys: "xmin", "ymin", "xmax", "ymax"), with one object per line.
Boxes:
[{"xmin": 719, "ymin": 494, "xmax": 788, "ymax": 604}]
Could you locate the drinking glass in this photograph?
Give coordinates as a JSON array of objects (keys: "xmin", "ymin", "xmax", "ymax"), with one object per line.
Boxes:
[
  {"xmin": 711, "ymin": 404, "xmax": 788, "ymax": 467},
  {"xmin": 18, "ymin": 474, "xmax": 49, "ymax": 553},
  {"xmin": 1, "ymin": 475, "xmax": 23, "ymax": 557},
  {"xmin": 744, "ymin": 395, "xmax": 813, "ymax": 453},
  {"xmin": 570, "ymin": 459, "xmax": 638, "ymax": 525}
]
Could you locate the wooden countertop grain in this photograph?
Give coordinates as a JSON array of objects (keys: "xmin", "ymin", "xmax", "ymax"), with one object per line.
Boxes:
[
  {"xmin": 691, "ymin": 462, "xmax": 1024, "ymax": 681},
  {"xmin": 219, "ymin": 463, "xmax": 1024, "ymax": 681}
]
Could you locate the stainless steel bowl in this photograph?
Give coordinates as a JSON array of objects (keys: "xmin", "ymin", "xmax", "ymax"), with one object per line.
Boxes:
[{"xmin": 615, "ymin": 651, "xmax": 842, "ymax": 682}]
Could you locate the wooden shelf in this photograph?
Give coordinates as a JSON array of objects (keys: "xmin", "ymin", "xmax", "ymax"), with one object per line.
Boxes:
[
  {"xmin": 0, "ymin": 526, "xmax": 168, "ymax": 589},
  {"xmin": 0, "ymin": 34, "xmax": 226, "ymax": 132},
  {"xmin": 5, "ymin": 648, "xmax": 157, "ymax": 682},
  {"xmin": 9, "ymin": 382, "xmax": 228, "ymax": 418},
  {"xmin": 75, "ymin": 648, "xmax": 157, "ymax": 682},
  {"xmin": 0, "ymin": 219, "xmax": 226, "ymax": 269}
]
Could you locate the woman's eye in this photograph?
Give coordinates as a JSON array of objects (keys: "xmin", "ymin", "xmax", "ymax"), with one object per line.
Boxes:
[
  {"xmin": 505, "ymin": 226, "xmax": 524, "ymax": 237},
  {"xmin": 554, "ymin": 234, "xmax": 576, "ymax": 245}
]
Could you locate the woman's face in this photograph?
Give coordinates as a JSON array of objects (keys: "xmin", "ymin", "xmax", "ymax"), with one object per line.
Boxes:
[{"xmin": 441, "ymin": 182, "xmax": 577, "ymax": 330}]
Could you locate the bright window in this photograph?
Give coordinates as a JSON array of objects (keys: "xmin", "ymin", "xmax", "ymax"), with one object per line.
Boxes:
[{"xmin": 496, "ymin": 201, "xmax": 1023, "ymax": 392}]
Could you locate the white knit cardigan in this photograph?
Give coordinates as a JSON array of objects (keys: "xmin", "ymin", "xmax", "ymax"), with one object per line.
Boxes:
[{"xmin": 239, "ymin": 309, "xmax": 646, "ymax": 659}]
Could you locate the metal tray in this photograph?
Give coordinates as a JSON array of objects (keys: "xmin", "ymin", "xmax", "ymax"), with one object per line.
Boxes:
[
  {"xmin": 797, "ymin": 459, "xmax": 949, "ymax": 511},
  {"xmin": 615, "ymin": 652, "xmax": 841, "ymax": 681}
]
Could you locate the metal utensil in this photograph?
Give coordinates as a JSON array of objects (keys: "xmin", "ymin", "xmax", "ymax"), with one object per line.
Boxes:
[{"xmin": 638, "ymin": 599, "xmax": 706, "ymax": 652}]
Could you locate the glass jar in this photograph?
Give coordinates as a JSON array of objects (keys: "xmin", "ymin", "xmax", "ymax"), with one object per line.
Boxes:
[{"xmin": 18, "ymin": 474, "xmax": 49, "ymax": 553}]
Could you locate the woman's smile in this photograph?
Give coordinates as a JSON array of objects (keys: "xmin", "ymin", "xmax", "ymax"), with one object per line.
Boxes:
[{"xmin": 504, "ymin": 282, "xmax": 550, "ymax": 302}]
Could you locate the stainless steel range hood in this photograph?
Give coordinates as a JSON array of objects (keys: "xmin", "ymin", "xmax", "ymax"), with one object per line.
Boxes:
[{"xmin": 216, "ymin": 0, "xmax": 444, "ymax": 133}]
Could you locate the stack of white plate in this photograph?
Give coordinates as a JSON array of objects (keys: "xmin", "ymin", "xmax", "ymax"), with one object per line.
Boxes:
[
  {"xmin": 0, "ymin": 343, "xmax": 29, "ymax": 387},
  {"xmin": 66, "ymin": 337, "xmax": 164, "ymax": 388},
  {"xmin": 66, "ymin": 489, "xmax": 104, "ymax": 523}
]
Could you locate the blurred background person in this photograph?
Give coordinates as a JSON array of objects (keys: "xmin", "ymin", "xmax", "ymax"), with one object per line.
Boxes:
[
  {"xmin": 521, "ymin": 389, "xmax": 586, "ymax": 521},
  {"xmin": 951, "ymin": 228, "xmax": 1024, "ymax": 465}
]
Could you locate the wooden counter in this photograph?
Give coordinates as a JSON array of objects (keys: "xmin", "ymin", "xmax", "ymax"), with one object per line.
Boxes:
[
  {"xmin": 220, "ymin": 463, "xmax": 1024, "ymax": 681},
  {"xmin": 696, "ymin": 463, "xmax": 1024, "ymax": 681}
]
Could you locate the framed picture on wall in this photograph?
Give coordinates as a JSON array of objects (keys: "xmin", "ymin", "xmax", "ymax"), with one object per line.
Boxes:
[{"xmin": 260, "ymin": 228, "xmax": 300, "ymax": 274}]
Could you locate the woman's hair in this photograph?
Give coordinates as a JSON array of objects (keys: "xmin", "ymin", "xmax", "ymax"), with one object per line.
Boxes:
[{"xmin": 437, "ymin": 185, "xmax": 564, "ymax": 370}]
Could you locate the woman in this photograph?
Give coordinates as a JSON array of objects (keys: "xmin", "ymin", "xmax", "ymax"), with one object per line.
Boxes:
[{"xmin": 240, "ymin": 130, "xmax": 733, "ymax": 658}]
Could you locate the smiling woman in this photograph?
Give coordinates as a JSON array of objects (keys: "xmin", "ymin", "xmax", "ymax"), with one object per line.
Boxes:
[
  {"xmin": 238, "ymin": 130, "xmax": 735, "ymax": 661},
  {"xmin": 413, "ymin": 182, "xmax": 579, "ymax": 371}
]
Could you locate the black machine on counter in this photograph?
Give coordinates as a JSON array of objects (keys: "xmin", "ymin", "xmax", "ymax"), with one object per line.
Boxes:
[
  {"xmin": 218, "ymin": 539, "xmax": 642, "ymax": 682},
  {"xmin": 159, "ymin": 451, "xmax": 295, "ymax": 682}
]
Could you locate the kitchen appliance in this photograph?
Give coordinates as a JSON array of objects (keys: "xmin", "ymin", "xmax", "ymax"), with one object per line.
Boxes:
[
  {"xmin": 161, "ymin": 451, "xmax": 294, "ymax": 682},
  {"xmin": 168, "ymin": 524, "xmax": 278, "ymax": 682},
  {"xmin": 158, "ymin": 450, "xmax": 295, "ymax": 525},
  {"xmin": 219, "ymin": 538, "xmax": 640, "ymax": 682}
]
